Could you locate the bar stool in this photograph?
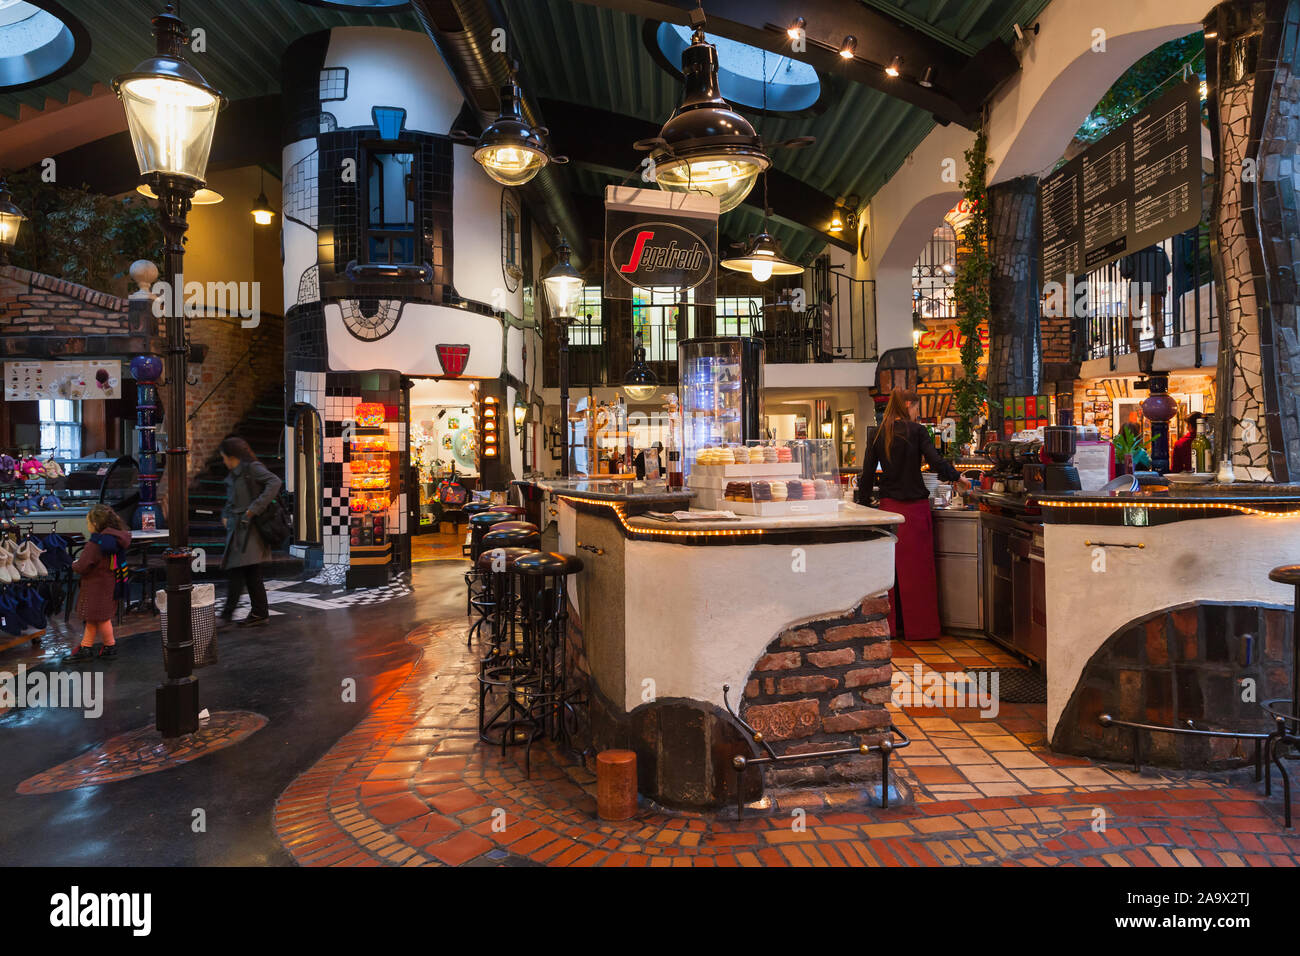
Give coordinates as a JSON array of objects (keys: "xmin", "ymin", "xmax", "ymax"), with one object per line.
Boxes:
[
  {"xmin": 466, "ymin": 510, "xmax": 515, "ymax": 621},
  {"xmin": 487, "ymin": 504, "xmax": 525, "ymax": 518},
  {"xmin": 468, "ymin": 524, "xmax": 542, "ymax": 647},
  {"xmin": 513, "ymin": 550, "xmax": 586, "ymax": 775},
  {"xmin": 1263, "ymin": 564, "xmax": 1300, "ymax": 826},
  {"xmin": 477, "ymin": 545, "xmax": 545, "ymax": 754}
]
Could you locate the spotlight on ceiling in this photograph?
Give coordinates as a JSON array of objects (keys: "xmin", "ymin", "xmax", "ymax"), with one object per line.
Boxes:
[
  {"xmin": 919, "ymin": 65, "xmax": 935, "ymax": 88},
  {"xmin": 787, "ymin": 17, "xmax": 805, "ymax": 41},
  {"xmin": 885, "ymin": 55, "xmax": 903, "ymax": 77},
  {"xmin": 839, "ymin": 36, "xmax": 857, "ymax": 59}
]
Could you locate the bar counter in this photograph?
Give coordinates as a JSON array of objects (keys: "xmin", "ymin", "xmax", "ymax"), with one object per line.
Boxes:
[
  {"xmin": 529, "ymin": 479, "xmax": 903, "ymax": 809},
  {"xmin": 1026, "ymin": 486, "xmax": 1300, "ymax": 766}
]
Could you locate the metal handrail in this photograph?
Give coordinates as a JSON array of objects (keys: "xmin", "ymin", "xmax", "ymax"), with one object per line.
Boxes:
[{"xmin": 1097, "ymin": 712, "xmax": 1267, "ymax": 777}]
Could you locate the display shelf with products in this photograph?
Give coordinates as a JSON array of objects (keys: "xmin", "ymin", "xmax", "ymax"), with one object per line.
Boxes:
[
  {"xmin": 689, "ymin": 439, "xmax": 841, "ymax": 515},
  {"xmin": 677, "ymin": 336, "xmax": 765, "ymax": 479},
  {"xmin": 347, "ymin": 404, "xmax": 392, "ymax": 579}
]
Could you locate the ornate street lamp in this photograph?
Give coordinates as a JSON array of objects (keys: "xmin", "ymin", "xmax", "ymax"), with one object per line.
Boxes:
[
  {"xmin": 542, "ymin": 236, "xmax": 584, "ymax": 478},
  {"xmin": 0, "ymin": 181, "xmax": 26, "ymax": 266},
  {"xmin": 114, "ymin": 2, "xmax": 225, "ymax": 739}
]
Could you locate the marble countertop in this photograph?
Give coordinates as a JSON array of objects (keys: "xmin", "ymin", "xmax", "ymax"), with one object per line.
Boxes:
[
  {"xmin": 625, "ymin": 501, "xmax": 903, "ymax": 533},
  {"xmin": 1033, "ymin": 488, "xmax": 1300, "ymax": 504},
  {"xmin": 528, "ymin": 478, "xmax": 696, "ymax": 503}
]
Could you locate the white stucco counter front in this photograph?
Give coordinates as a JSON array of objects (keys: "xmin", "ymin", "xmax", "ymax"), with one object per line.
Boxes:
[{"xmin": 531, "ymin": 479, "xmax": 903, "ymax": 808}]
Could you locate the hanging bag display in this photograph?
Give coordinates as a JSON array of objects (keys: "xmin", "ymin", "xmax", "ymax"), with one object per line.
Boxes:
[{"xmin": 437, "ymin": 467, "xmax": 468, "ymax": 507}]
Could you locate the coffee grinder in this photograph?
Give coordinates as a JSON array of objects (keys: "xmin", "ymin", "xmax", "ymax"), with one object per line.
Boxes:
[{"xmin": 1041, "ymin": 425, "xmax": 1082, "ymax": 491}]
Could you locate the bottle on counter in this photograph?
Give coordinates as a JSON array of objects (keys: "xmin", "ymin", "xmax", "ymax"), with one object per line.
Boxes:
[{"xmin": 1192, "ymin": 417, "xmax": 1212, "ymax": 473}]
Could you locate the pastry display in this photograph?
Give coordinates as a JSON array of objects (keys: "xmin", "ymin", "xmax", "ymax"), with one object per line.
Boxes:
[
  {"xmin": 763, "ymin": 445, "xmax": 778, "ymax": 463},
  {"xmin": 770, "ymin": 481, "xmax": 788, "ymax": 501},
  {"xmin": 747, "ymin": 446, "xmax": 765, "ymax": 463},
  {"xmin": 786, "ymin": 479, "xmax": 803, "ymax": 500},
  {"xmin": 753, "ymin": 480, "xmax": 772, "ymax": 501},
  {"xmin": 777, "ymin": 446, "xmax": 793, "ymax": 463}
]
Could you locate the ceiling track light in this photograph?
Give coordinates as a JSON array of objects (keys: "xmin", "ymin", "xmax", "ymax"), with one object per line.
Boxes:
[
  {"xmin": 787, "ymin": 16, "xmax": 805, "ymax": 41},
  {"xmin": 919, "ymin": 65, "xmax": 935, "ymax": 88},
  {"xmin": 885, "ymin": 55, "xmax": 904, "ymax": 77},
  {"xmin": 839, "ymin": 35, "xmax": 857, "ymax": 59}
]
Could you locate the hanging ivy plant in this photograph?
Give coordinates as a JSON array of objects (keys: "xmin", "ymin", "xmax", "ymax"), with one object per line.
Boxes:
[
  {"xmin": 4, "ymin": 167, "xmax": 161, "ymax": 296},
  {"xmin": 949, "ymin": 131, "xmax": 990, "ymax": 455}
]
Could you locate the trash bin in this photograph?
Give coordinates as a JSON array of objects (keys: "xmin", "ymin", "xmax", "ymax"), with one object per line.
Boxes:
[{"xmin": 157, "ymin": 583, "xmax": 218, "ymax": 669}]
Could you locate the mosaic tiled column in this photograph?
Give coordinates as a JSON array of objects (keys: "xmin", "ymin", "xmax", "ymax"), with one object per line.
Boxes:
[
  {"xmin": 986, "ymin": 175, "xmax": 1040, "ymax": 435},
  {"xmin": 1204, "ymin": 0, "xmax": 1300, "ymax": 480},
  {"xmin": 130, "ymin": 354, "xmax": 164, "ymax": 531}
]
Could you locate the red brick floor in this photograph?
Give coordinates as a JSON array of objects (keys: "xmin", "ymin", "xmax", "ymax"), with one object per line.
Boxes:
[{"xmin": 273, "ymin": 620, "xmax": 1300, "ymax": 867}]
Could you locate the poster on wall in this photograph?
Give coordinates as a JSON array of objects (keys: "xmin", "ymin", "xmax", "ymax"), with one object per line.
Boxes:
[
  {"xmin": 1038, "ymin": 82, "xmax": 1202, "ymax": 289},
  {"xmin": 5, "ymin": 360, "xmax": 122, "ymax": 401},
  {"xmin": 604, "ymin": 186, "xmax": 718, "ymax": 305}
]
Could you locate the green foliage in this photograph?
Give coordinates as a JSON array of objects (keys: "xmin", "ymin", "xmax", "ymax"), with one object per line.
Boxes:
[
  {"xmin": 949, "ymin": 131, "xmax": 990, "ymax": 456},
  {"xmin": 1075, "ymin": 34, "xmax": 1205, "ymax": 146},
  {"xmin": 5, "ymin": 167, "xmax": 161, "ymax": 295},
  {"xmin": 1111, "ymin": 427, "xmax": 1150, "ymax": 457}
]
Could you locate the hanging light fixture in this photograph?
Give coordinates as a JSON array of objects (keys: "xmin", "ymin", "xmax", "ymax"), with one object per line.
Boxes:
[
  {"xmin": 251, "ymin": 168, "xmax": 275, "ymax": 225},
  {"xmin": 721, "ymin": 170, "xmax": 804, "ymax": 282},
  {"xmin": 0, "ymin": 181, "xmax": 27, "ymax": 265},
  {"xmin": 136, "ymin": 183, "xmax": 223, "ymax": 204},
  {"xmin": 512, "ymin": 396, "xmax": 529, "ymax": 434},
  {"xmin": 622, "ymin": 332, "xmax": 659, "ymax": 401},
  {"xmin": 542, "ymin": 235, "xmax": 584, "ymax": 320},
  {"xmin": 636, "ymin": 21, "xmax": 770, "ymax": 214},
  {"xmin": 473, "ymin": 77, "xmax": 566, "ymax": 187},
  {"xmin": 829, "ymin": 208, "xmax": 844, "ymax": 233}
]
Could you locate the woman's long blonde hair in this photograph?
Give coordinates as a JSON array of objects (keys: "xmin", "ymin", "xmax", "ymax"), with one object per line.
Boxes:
[{"xmin": 873, "ymin": 387, "xmax": 918, "ymax": 463}]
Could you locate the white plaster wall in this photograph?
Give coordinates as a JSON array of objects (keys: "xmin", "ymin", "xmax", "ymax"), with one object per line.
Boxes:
[
  {"xmin": 506, "ymin": 324, "xmax": 524, "ymax": 382},
  {"xmin": 452, "ymin": 157, "xmax": 524, "ymax": 318},
  {"xmin": 323, "ymin": 301, "xmax": 503, "ymax": 377},
  {"xmin": 1044, "ymin": 514, "xmax": 1300, "ymax": 737},
  {"xmin": 281, "ymin": 137, "xmax": 319, "ymax": 312},
  {"xmin": 622, "ymin": 537, "xmax": 895, "ymax": 712},
  {"xmin": 987, "ymin": 1, "xmax": 1209, "ymax": 182},
  {"xmin": 323, "ymin": 27, "xmax": 463, "ymax": 136}
]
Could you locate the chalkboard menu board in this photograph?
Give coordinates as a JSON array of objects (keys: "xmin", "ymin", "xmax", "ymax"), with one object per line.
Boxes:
[{"xmin": 1039, "ymin": 82, "xmax": 1202, "ymax": 288}]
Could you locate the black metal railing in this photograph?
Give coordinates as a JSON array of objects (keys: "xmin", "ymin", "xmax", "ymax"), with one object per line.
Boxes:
[{"xmin": 1074, "ymin": 222, "xmax": 1218, "ymax": 368}]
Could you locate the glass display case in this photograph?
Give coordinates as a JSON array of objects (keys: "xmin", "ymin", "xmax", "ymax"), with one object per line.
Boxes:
[
  {"xmin": 688, "ymin": 439, "xmax": 840, "ymax": 515},
  {"xmin": 677, "ymin": 336, "xmax": 764, "ymax": 478},
  {"xmin": 567, "ymin": 396, "xmax": 633, "ymax": 477}
]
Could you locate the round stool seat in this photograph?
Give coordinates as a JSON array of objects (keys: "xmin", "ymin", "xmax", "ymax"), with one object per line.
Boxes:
[
  {"xmin": 470, "ymin": 511, "xmax": 513, "ymax": 528},
  {"xmin": 488, "ymin": 505, "xmax": 525, "ymax": 517},
  {"xmin": 514, "ymin": 551, "xmax": 584, "ymax": 576},
  {"xmin": 463, "ymin": 501, "xmax": 493, "ymax": 516},
  {"xmin": 476, "ymin": 546, "xmax": 539, "ymax": 571},
  {"xmin": 489, "ymin": 520, "xmax": 538, "ymax": 534},
  {"xmin": 1270, "ymin": 565, "xmax": 1300, "ymax": 587},
  {"xmin": 482, "ymin": 527, "xmax": 541, "ymax": 549}
]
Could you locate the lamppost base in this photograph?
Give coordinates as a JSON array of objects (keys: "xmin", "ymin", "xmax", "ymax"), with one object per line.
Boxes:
[{"xmin": 156, "ymin": 677, "xmax": 199, "ymax": 738}]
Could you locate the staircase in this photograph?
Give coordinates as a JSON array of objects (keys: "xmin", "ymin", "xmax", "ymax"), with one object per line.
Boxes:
[{"xmin": 181, "ymin": 388, "xmax": 302, "ymax": 578}]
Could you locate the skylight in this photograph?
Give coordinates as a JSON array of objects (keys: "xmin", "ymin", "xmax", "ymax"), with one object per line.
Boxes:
[
  {"xmin": 0, "ymin": 1, "xmax": 85, "ymax": 91},
  {"xmin": 655, "ymin": 22, "xmax": 822, "ymax": 113}
]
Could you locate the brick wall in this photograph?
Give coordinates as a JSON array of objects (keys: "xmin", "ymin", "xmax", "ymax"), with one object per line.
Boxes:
[
  {"xmin": 183, "ymin": 313, "xmax": 285, "ymax": 478},
  {"xmin": 740, "ymin": 594, "xmax": 892, "ymax": 788},
  {"xmin": 1040, "ymin": 313, "xmax": 1075, "ymax": 381},
  {"xmin": 0, "ymin": 265, "xmax": 153, "ymax": 357},
  {"xmin": 1054, "ymin": 601, "xmax": 1292, "ymax": 769}
]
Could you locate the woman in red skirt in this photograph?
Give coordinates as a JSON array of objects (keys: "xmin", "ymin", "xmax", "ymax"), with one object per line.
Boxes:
[{"xmin": 856, "ymin": 388, "xmax": 970, "ymax": 641}]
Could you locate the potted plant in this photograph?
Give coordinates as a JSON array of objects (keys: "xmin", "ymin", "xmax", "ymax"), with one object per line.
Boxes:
[{"xmin": 1112, "ymin": 426, "xmax": 1151, "ymax": 475}]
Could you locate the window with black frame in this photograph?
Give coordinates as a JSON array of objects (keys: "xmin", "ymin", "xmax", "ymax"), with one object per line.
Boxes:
[
  {"xmin": 912, "ymin": 222, "xmax": 957, "ymax": 320},
  {"xmin": 365, "ymin": 149, "xmax": 417, "ymax": 265}
]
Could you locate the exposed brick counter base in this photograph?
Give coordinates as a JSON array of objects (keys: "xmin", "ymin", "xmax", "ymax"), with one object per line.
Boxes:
[{"xmin": 272, "ymin": 620, "xmax": 1300, "ymax": 867}]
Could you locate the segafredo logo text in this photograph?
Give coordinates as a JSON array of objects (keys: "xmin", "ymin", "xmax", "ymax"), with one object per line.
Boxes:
[
  {"xmin": 608, "ymin": 221, "xmax": 712, "ymax": 290},
  {"xmin": 50, "ymin": 887, "xmax": 151, "ymax": 936},
  {"xmin": 0, "ymin": 666, "xmax": 103, "ymax": 718}
]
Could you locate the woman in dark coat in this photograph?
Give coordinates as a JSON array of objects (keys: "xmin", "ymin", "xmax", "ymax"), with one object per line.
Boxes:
[
  {"xmin": 219, "ymin": 436, "xmax": 282, "ymax": 627},
  {"xmin": 856, "ymin": 388, "xmax": 971, "ymax": 642}
]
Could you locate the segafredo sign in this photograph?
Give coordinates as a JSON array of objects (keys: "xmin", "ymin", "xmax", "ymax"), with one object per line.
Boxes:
[{"xmin": 604, "ymin": 186, "xmax": 717, "ymax": 302}]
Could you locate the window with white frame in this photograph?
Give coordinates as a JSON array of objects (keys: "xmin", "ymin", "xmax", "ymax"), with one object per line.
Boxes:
[
  {"xmin": 568, "ymin": 286, "xmax": 604, "ymax": 346},
  {"xmin": 715, "ymin": 296, "xmax": 762, "ymax": 337},
  {"xmin": 38, "ymin": 399, "xmax": 81, "ymax": 458},
  {"xmin": 632, "ymin": 287, "xmax": 694, "ymax": 362}
]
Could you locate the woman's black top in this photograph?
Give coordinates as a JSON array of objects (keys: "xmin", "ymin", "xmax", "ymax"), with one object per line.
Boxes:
[{"xmin": 855, "ymin": 420, "xmax": 960, "ymax": 503}]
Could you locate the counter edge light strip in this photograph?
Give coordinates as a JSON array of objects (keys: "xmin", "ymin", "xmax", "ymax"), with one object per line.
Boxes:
[
  {"xmin": 1037, "ymin": 499, "xmax": 1300, "ymax": 518},
  {"xmin": 555, "ymin": 494, "xmax": 766, "ymax": 538}
]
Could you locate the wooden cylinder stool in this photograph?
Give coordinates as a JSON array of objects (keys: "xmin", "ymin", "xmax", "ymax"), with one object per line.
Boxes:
[{"xmin": 596, "ymin": 749, "xmax": 638, "ymax": 820}]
